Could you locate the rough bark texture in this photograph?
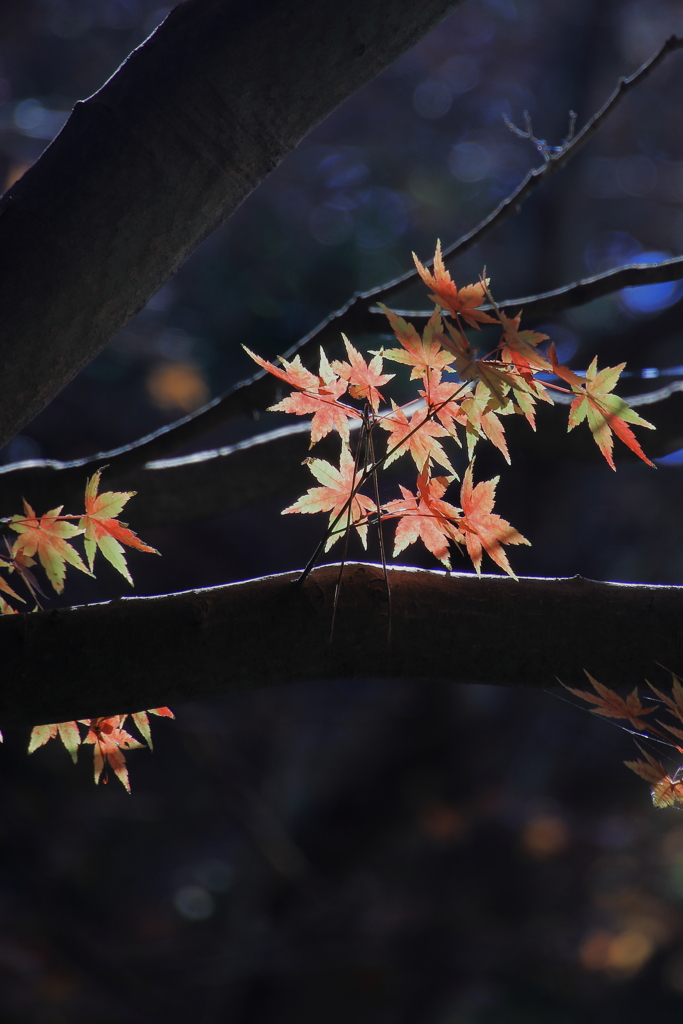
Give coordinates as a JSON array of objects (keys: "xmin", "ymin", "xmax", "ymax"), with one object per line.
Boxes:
[
  {"xmin": 0, "ymin": 390, "xmax": 679, "ymax": 528},
  {"xmin": 2, "ymin": 562, "xmax": 682, "ymax": 728},
  {"xmin": 0, "ymin": 0, "xmax": 464, "ymax": 450}
]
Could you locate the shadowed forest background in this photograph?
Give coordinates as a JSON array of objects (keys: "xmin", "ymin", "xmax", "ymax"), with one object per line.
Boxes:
[{"xmin": 3, "ymin": 0, "xmax": 683, "ymax": 1021}]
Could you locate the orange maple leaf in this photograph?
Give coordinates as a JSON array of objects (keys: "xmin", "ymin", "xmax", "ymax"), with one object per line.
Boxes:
[
  {"xmin": 497, "ymin": 310, "xmax": 551, "ymax": 373},
  {"xmin": 28, "ymin": 721, "xmax": 81, "ymax": 763},
  {"xmin": 549, "ymin": 347, "xmax": 655, "ymax": 470},
  {"xmin": 82, "ymin": 716, "xmax": 144, "ymax": 793},
  {"xmin": 459, "ymin": 381, "xmax": 512, "ymax": 463},
  {"xmin": 648, "ymin": 672, "xmax": 683, "ymax": 723},
  {"xmin": 379, "ymin": 403, "xmax": 454, "ymax": 474},
  {"xmin": 413, "ymin": 241, "xmax": 497, "ymax": 329},
  {"xmin": 242, "ymin": 348, "xmax": 319, "ymax": 391},
  {"xmin": 382, "ymin": 470, "xmax": 462, "ymax": 568},
  {"xmin": 562, "ymin": 671, "xmax": 654, "ymax": 731},
  {"xmin": 331, "ymin": 335, "xmax": 394, "ymax": 412},
  {"xmin": 440, "ymin": 318, "xmax": 538, "ymax": 413},
  {"xmin": 282, "ymin": 446, "xmax": 375, "ymax": 551},
  {"xmin": 379, "ymin": 305, "xmax": 456, "ymax": 379},
  {"xmin": 79, "ymin": 469, "xmax": 159, "ymax": 585},
  {"xmin": 131, "ymin": 706, "xmax": 175, "ymax": 750},
  {"xmin": 0, "ymin": 562, "xmax": 25, "ymax": 607},
  {"xmin": 247, "ymin": 347, "xmax": 361, "ymax": 446},
  {"xmin": 10, "ymin": 501, "xmax": 91, "ymax": 594},
  {"xmin": 624, "ymin": 744, "xmax": 683, "ymax": 808},
  {"xmin": 419, "ymin": 370, "xmax": 468, "ymax": 439},
  {"xmin": 457, "ymin": 461, "xmax": 530, "ymax": 577}
]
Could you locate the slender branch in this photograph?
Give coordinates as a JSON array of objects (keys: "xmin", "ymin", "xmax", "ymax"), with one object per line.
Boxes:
[
  {"xmin": 3, "ymin": 563, "xmax": 683, "ymax": 728},
  {"xmin": 3, "ymin": 382, "xmax": 683, "ymax": 530},
  {"xmin": 21, "ymin": 37, "xmax": 681, "ymax": 481},
  {"xmin": 383, "ymin": 255, "xmax": 683, "ymax": 323}
]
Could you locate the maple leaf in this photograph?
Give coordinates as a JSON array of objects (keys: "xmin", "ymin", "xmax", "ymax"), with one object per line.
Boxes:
[
  {"xmin": 0, "ymin": 598, "xmax": 17, "ymax": 615},
  {"xmin": 497, "ymin": 310, "xmax": 551, "ymax": 373},
  {"xmin": 419, "ymin": 370, "xmax": 468, "ymax": 439},
  {"xmin": 82, "ymin": 716, "xmax": 144, "ymax": 793},
  {"xmin": 648, "ymin": 673, "xmax": 683, "ymax": 724},
  {"xmin": 242, "ymin": 348, "xmax": 319, "ymax": 391},
  {"xmin": 79, "ymin": 469, "xmax": 159, "ymax": 585},
  {"xmin": 382, "ymin": 470, "xmax": 462, "ymax": 568},
  {"xmin": 624, "ymin": 744, "xmax": 683, "ymax": 808},
  {"xmin": 28, "ymin": 721, "xmax": 81, "ymax": 764},
  {"xmin": 10, "ymin": 501, "xmax": 90, "ymax": 594},
  {"xmin": 379, "ymin": 306, "xmax": 456, "ymax": 379},
  {"xmin": 549, "ymin": 347, "xmax": 655, "ymax": 470},
  {"xmin": 379, "ymin": 403, "xmax": 454, "ymax": 474},
  {"xmin": 457, "ymin": 461, "xmax": 530, "ymax": 577},
  {"xmin": 1, "ymin": 537, "xmax": 47, "ymax": 605},
  {"xmin": 413, "ymin": 241, "xmax": 497, "ymax": 328},
  {"xmin": 253, "ymin": 347, "xmax": 361, "ymax": 446},
  {"xmin": 459, "ymin": 382, "xmax": 512, "ymax": 463},
  {"xmin": 282, "ymin": 446, "xmax": 375, "ymax": 551},
  {"xmin": 331, "ymin": 335, "xmax": 394, "ymax": 412},
  {"xmin": 0, "ymin": 562, "xmax": 25, "ymax": 606},
  {"xmin": 562, "ymin": 670, "xmax": 654, "ymax": 731},
  {"xmin": 440, "ymin": 318, "xmax": 538, "ymax": 413},
  {"xmin": 131, "ymin": 706, "xmax": 175, "ymax": 750}
]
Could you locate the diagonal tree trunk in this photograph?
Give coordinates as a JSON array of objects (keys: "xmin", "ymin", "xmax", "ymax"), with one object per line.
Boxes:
[
  {"xmin": 0, "ymin": 0, "xmax": 465, "ymax": 450},
  {"xmin": 2, "ymin": 562, "xmax": 681, "ymax": 728}
]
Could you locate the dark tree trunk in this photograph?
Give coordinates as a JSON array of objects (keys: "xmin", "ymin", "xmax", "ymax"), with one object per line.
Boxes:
[{"xmin": 0, "ymin": 0, "xmax": 465, "ymax": 449}]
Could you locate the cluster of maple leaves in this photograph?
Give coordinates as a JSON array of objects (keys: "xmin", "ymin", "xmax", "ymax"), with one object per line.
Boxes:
[
  {"xmin": 565, "ymin": 671, "xmax": 683, "ymax": 809},
  {"xmin": 246, "ymin": 241, "xmax": 655, "ymax": 578},
  {"xmin": 1, "ymin": 243, "xmax": 659, "ymax": 794},
  {"xmin": 0, "ymin": 469, "xmax": 171, "ymax": 791}
]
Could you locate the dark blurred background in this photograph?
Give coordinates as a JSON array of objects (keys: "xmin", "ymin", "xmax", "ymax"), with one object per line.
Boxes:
[{"xmin": 3, "ymin": 0, "xmax": 683, "ymax": 1021}]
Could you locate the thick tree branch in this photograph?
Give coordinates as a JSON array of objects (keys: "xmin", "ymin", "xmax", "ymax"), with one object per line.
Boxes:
[
  {"xmin": 0, "ymin": 0, "xmax": 465, "ymax": 449},
  {"xmin": 2, "ymin": 562, "xmax": 682, "ymax": 728}
]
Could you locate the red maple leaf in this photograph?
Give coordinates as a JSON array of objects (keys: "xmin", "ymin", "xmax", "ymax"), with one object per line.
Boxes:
[
  {"xmin": 282, "ymin": 446, "xmax": 375, "ymax": 551},
  {"xmin": 459, "ymin": 382, "xmax": 512, "ymax": 463},
  {"xmin": 28, "ymin": 721, "xmax": 81, "ymax": 763},
  {"xmin": 624, "ymin": 744, "xmax": 683, "ymax": 808},
  {"xmin": 331, "ymin": 334, "xmax": 394, "ymax": 412},
  {"xmin": 80, "ymin": 469, "xmax": 159, "ymax": 585},
  {"xmin": 380, "ymin": 403, "xmax": 454, "ymax": 474},
  {"xmin": 561, "ymin": 671, "xmax": 654, "ymax": 731},
  {"xmin": 82, "ymin": 716, "xmax": 144, "ymax": 793},
  {"xmin": 379, "ymin": 306, "xmax": 456, "ymax": 378},
  {"xmin": 10, "ymin": 501, "xmax": 91, "ymax": 594},
  {"xmin": 246, "ymin": 346, "xmax": 361, "ymax": 446},
  {"xmin": 413, "ymin": 241, "xmax": 497, "ymax": 329},
  {"xmin": 382, "ymin": 470, "xmax": 462, "ymax": 568},
  {"xmin": 131, "ymin": 707, "xmax": 175, "ymax": 749},
  {"xmin": 419, "ymin": 370, "xmax": 468, "ymax": 438},
  {"xmin": 497, "ymin": 310, "xmax": 551, "ymax": 373},
  {"xmin": 457, "ymin": 461, "xmax": 530, "ymax": 577},
  {"xmin": 549, "ymin": 347, "xmax": 654, "ymax": 470}
]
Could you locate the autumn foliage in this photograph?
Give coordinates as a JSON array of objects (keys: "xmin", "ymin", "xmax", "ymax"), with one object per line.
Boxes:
[
  {"xmin": 564, "ymin": 670, "xmax": 683, "ymax": 809},
  {"xmin": 245, "ymin": 241, "xmax": 655, "ymax": 579},
  {"xmin": 2, "ymin": 242, "xmax": 661, "ymax": 795},
  {"xmin": 0, "ymin": 470, "xmax": 170, "ymax": 790}
]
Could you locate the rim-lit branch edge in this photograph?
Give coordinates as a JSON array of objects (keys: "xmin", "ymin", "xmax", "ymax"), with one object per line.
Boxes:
[{"xmin": 2, "ymin": 562, "xmax": 683, "ymax": 728}]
